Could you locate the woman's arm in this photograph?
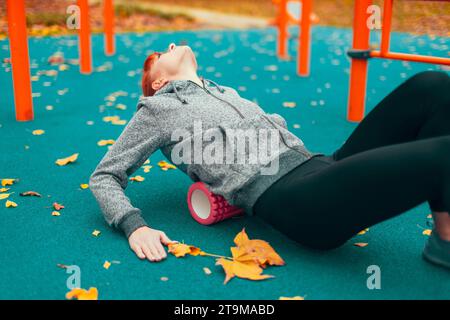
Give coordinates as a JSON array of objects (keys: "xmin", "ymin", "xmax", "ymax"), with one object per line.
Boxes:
[{"xmin": 89, "ymin": 105, "xmax": 162, "ymax": 237}]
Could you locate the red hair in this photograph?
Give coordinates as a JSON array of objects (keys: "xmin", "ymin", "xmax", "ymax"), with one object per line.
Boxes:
[{"xmin": 141, "ymin": 52, "xmax": 161, "ymax": 97}]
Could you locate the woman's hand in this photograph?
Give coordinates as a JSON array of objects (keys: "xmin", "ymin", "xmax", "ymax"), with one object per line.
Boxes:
[{"xmin": 128, "ymin": 226, "xmax": 178, "ymax": 262}]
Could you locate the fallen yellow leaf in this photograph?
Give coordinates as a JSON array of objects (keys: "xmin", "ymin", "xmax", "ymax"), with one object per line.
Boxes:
[
  {"xmin": 423, "ymin": 229, "xmax": 432, "ymax": 236},
  {"xmin": 80, "ymin": 184, "xmax": 89, "ymax": 189},
  {"xmin": 5, "ymin": 200, "xmax": 17, "ymax": 208},
  {"xmin": 279, "ymin": 296, "xmax": 305, "ymax": 300},
  {"xmin": 0, "ymin": 187, "xmax": 10, "ymax": 192},
  {"xmin": 66, "ymin": 287, "xmax": 98, "ymax": 300},
  {"xmin": 357, "ymin": 228, "xmax": 369, "ymax": 235},
  {"xmin": 130, "ymin": 175, "xmax": 145, "ymax": 182},
  {"xmin": 32, "ymin": 129, "xmax": 45, "ymax": 135},
  {"xmin": 97, "ymin": 139, "xmax": 115, "ymax": 146},
  {"xmin": 1, "ymin": 178, "xmax": 16, "ymax": 186},
  {"xmin": 103, "ymin": 261, "xmax": 111, "ymax": 269},
  {"xmin": 0, "ymin": 193, "xmax": 11, "ymax": 200},
  {"xmin": 55, "ymin": 153, "xmax": 79, "ymax": 166},
  {"xmin": 92, "ymin": 230, "xmax": 101, "ymax": 237},
  {"xmin": 52, "ymin": 211, "xmax": 60, "ymax": 216}
]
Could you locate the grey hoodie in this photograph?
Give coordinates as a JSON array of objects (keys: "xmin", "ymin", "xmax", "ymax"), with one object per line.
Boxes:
[{"xmin": 89, "ymin": 77, "xmax": 323, "ymax": 237}]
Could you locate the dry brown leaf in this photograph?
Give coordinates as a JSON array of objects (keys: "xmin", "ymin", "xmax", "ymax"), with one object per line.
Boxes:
[
  {"xmin": 53, "ymin": 202, "xmax": 65, "ymax": 210},
  {"xmin": 354, "ymin": 242, "xmax": 368, "ymax": 247},
  {"xmin": 20, "ymin": 191, "xmax": 42, "ymax": 197}
]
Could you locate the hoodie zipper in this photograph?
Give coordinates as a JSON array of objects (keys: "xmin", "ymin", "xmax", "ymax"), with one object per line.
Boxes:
[
  {"xmin": 188, "ymin": 80, "xmax": 245, "ymax": 119},
  {"xmin": 188, "ymin": 80, "xmax": 311, "ymax": 158}
]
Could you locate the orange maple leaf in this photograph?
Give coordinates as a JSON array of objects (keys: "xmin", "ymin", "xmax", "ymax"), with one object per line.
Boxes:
[
  {"xmin": 215, "ymin": 258, "xmax": 274, "ymax": 285},
  {"xmin": 168, "ymin": 242, "xmax": 205, "ymax": 257},
  {"xmin": 66, "ymin": 287, "xmax": 98, "ymax": 300},
  {"xmin": 232, "ymin": 228, "xmax": 285, "ymax": 267}
]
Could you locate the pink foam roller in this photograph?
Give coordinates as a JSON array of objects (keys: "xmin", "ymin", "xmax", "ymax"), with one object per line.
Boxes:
[{"xmin": 187, "ymin": 182, "xmax": 244, "ymax": 225}]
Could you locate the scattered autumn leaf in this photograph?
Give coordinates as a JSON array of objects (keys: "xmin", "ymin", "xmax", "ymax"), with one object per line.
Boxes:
[
  {"xmin": 92, "ymin": 230, "xmax": 101, "ymax": 237},
  {"xmin": 80, "ymin": 184, "xmax": 89, "ymax": 189},
  {"xmin": 158, "ymin": 160, "xmax": 176, "ymax": 171},
  {"xmin": 203, "ymin": 267, "xmax": 212, "ymax": 275},
  {"xmin": 168, "ymin": 242, "xmax": 205, "ymax": 258},
  {"xmin": 32, "ymin": 129, "xmax": 45, "ymax": 135},
  {"xmin": 354, "ymin": 242, "xmax": 368, "ymax": 247},
  {"xmin": 5, "ymin": 200, "xmax": 17, "ymax": 208},
  {"xmin": 66, "ymin": 287, "xmax": 98, "ymax": 300},
  {"xmin": 357, "ymin": 228, "xmax": 369, "ymax": 235},
  {"xmin": 55, "ymin": 153, "xmax": 79, "ymax": 166},
  {"xmin": 232, "ymin": 228, "xmax": 285, "ymax": 268},
  {"xmin": 130, "ymin": 175, "xmax": 145, "ymax": 182},
  {"xmin": 279, "ymin": 296, "xmax": 305, "ymax": 300},
  {"xmin": 423, "ymin": 229, "xmax": 432, "ymax": 236},
  {"xmin": 20, "ymin": 191, "xmax": 42, "ymax": 197},
  {"xmin": 53, "ymin": 202, "xmax": 65, "ymax": 210},
  {"xmin": 0, "ymin": 193, "xmax": 12, "ymax": 200},
  {"xmin": 2, "ymin": 178, "xmax": 17, "ymax": 186},
  {"xmin": 97, "ymin": 139, "xmax": 115, "ymax": 146},
  {"xmin": 103, "ymin": 261, "xmax": 111, "ymax": 270},
  {"xmin": 160, "ymin": 277, "xmax": 169, "ymax": 281},
  {"xmin": 216, "ymin": 258, "xmax": 274, "ymax": 285},
  {"xmin": 52, "ymin": 211, "xmax": 60, "ymax": 216},
  {"xmin": 0, "ymin": 187, "xmax": 10, "ymax": 192}
]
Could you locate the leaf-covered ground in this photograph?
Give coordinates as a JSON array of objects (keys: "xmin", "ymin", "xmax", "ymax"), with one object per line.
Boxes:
[{"xmin": 0, "ymin": 26, "xmax": 449, "ymax": 299}]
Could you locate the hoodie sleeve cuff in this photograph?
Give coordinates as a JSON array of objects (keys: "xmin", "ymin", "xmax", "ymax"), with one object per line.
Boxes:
[{"xmin": 118, "ymin": 212, "xmax": 149, "ymax": 238}]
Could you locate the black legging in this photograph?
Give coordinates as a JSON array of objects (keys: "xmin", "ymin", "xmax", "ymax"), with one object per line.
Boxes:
[{"xmin": 253, "ymin": 71, "xmax": 450, "ymax": 250}]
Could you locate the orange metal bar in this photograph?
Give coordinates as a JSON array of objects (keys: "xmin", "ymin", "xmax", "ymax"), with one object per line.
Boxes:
[
  {"xmin": 298, "ymin": 0, "xmax": 312, "ymax": 76},
  {"xmin": 277, "ymin": 0, "xmax": 289, "ymax": 59},
  {"xmin": 6, "ymin": 0, "xmax": 33, "ymax": 121},
  {"xmin": 371, "ymin": 51, "xmax": 450, "ymax": 65},
  {"xmin": 78, "ymin": 0, "xmax": 92, "ymax": 74},
  {"xmin": 381, "ymin": 0, "xmax": 393, "ymax": 54},
  {"xmin": 347, "ymin": 0, "xmax": 372, "ymax": 122},
  {"xmin": 104, "ymin": 0, "xmax": 115, "ymax": 56}
]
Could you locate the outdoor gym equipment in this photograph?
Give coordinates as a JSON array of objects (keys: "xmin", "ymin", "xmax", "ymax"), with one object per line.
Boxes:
[{"xmin": 5, "ymin": 0, "xmax": 115, "ymax": 121}]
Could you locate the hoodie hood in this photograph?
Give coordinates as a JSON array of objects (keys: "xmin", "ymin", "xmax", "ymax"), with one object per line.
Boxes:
[{"xmin": 152, "ymin": 77, "xmax": 226, "ymax": 104}]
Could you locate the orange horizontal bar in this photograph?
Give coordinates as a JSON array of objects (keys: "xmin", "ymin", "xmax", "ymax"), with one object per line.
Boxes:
[{"xmin": 371, "ymin": 51, "xmax": 450, "ymax": 66}]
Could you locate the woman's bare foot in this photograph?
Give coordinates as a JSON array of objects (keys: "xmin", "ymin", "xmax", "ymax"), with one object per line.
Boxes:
[{"xmin": 432, "ymin": 211, "xmax": 450, "ymax": 241}]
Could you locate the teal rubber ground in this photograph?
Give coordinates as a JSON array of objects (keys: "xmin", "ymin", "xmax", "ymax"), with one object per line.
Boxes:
[{"xmin": 0, "ymin": 26, "xmax": 449, "ymax": 299}]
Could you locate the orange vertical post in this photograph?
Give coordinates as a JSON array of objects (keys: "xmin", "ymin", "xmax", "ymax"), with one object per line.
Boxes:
[
  {"xmin": 78, "ymin": 0, "xmax": 92, "ymax": 74},
  {"xmin": 380, "ymin": 0, "xmax": 393, "ymax": 54},
  {"xmin": 6, "ymin": 0, "xmax": 33, "ymax": 121},
  {"xmin": 277, "ymin": 0, "xmax": 289, "ymax": 59},
  {"xmin": 298, "ymin": 0, "xmax": 312, "ymax": 76},
  {"xmin": 104, "ymin": 0, "xmax": 115, "ymax": 56},
  {"xmin": 347, "ymin": 0, "xmax": 372, "ymax": 122}
]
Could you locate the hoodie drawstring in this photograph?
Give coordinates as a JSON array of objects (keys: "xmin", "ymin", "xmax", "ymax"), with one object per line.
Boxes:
[
  {"xmin": 171, "ymin": 82, "xmax": 188, "ymax": 104},
  {"xmin": 204, "ymin": 78, "xmax": 225, "ymax": 93}
]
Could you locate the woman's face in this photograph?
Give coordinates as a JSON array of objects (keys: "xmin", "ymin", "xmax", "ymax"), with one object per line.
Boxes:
[{"xmin": 150, "ymin": 42, "xmax": 197, "ymax": 81}]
